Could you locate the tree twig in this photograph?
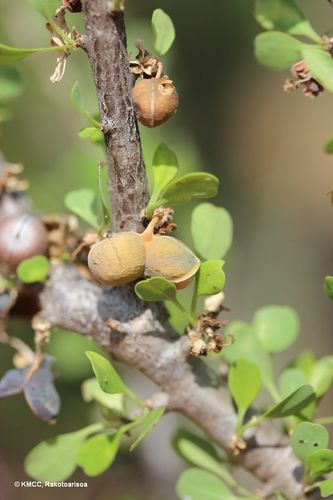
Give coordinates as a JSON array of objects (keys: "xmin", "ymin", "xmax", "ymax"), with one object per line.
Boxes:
[{"xmin": 80, "ymin": 0, "xmax": 148, "ymax": 232}]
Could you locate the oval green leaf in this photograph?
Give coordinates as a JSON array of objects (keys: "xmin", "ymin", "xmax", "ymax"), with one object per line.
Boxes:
[
  {"xmin": 191, "ymin": 203, "xmax": 233, "ymax": 260},
  {"xmin": 278, "ymin": 368, "xmax": 308, "ymax": 398},
  {"xmin": 324, "ymin": 276, "xmax": 333, "ymax": 301},
  {"xmin": 172, "ymin": 430, "xmax": 234, "ymax": 485},
  {"xmin": 130, "ymin": 407, "xmax": 165, "ymax": 451},
  {"xmin": 302, "ymin": 48, "xmax": 333, "ymax": 93},
  {"xmin": 17, "ymin": 255, "xmax": 49, "ymax": 284},
  {"xmin": 254, "ymin": 0, "xmax": 320, "ymax": 42},
  {"xmin": 24, "ymin": 424, "xmax": 102, "ymax": 481},
  {"xmin": 229, "ymin": 359, "xmax": 261, "ymax": 417},
  {"xmin": 196, "ymin": 260, "xmax": 225, "ymax": 297},
  {"xmin": 77, "ymin": 431, "xmax": 122, "ymax": 476},
  {"xmin": 254, "ymin": 32, "xmax": 304, "ymax": 71},
  {"xmin": 160, "ymin": 172, "xmax": 219, "ymax": 207},
  {"xmin": 135, "ymin": 276, "xmax": 177, "ymax": 302},
  {"xmin": 221, "ymin": 321, "xmax": 276, "ymax": 398},
  {"xmin": 308, "ymin": 449, "xmax": 333, "ymax": 479},
  {"xmin": 0, "ymin": 43, "xmax": 69, "ymax": 64},
  {"xmin": 264, "ymin": 385, "xmax": 315, "ymax": 419},
  {"xmin": 318, "ymin": 479, "xmax": 333, "ymax": 498},
  {"xmin": 252, "ymin": 305, "xmax": 300, "ymax": 353},
  {"xmin": 152, "ymin": 9, "xmax": 175, "ymax": 56},
  {"xmin": 148, "ymin": 143, "xmax": 179, "ymax": 212},
  {"xmin": 291, "ymin": 422, "xmax": 329, "ymax": 463},
  {"xmin": 85, "ymin": 351, "xmax": 142, "ymax": 407},
  {"xmin": 81, "ymin": 378, "xmax": 126, "ymax": 416},
  {"xmin": 28, "ymin": 0, "xmax": 61, "ymax": 19},
  {"xmin": 79, "ymin": 127, "xmax": 104, "ymax": 146},
  {"xmin": 324, "ymin": 138, "xmax": 333, "ymax": 155},
  {"xmin": 176, "ymin": 468, "xmax": 237, "ymax": 500},
  {"xmin": 64, "ymin": 188, "xmax": 99, "ymax": 230},
  {"xmin": 310, "ymin": 356, "xmax": 333, "ymax": 397}
]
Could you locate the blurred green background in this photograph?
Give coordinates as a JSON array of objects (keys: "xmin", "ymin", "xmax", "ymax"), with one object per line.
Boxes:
[{"xmin": 0, "ymin": 0, "xmax": 333, "ymax": 499}]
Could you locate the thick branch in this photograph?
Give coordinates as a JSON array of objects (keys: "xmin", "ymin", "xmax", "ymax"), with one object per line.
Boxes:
[
  {"xmin": 81, "ymin": 0, "xmax": 148, "ymax": 232},
  {"xmin": 41, "ymin": 265, "xmax": 305, "ymax": 499}
]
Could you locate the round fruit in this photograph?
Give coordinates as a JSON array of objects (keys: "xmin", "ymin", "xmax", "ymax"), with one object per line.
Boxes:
[
  {"xmin": 0, "ymin": 214, "xmax": 48, "ymax": 270},
  {"xmin": 87, "ymin": 232, "xmax": 146, "ymax": 285},
  {"xmin": 132, "ymin": 77, "xmax": 179, "ymax": 128}
]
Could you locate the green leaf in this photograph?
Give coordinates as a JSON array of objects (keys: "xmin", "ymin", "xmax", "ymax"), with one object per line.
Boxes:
[
  {"xmin": 81, "ymin": 378, "xmax": 126, "ymax": 416},
  {"xmin": 278, "ymin": 368, "xmax": 308, "ymax": 398},
  {"xmin": 196, "ymin": 260, "xmax": 225, "ymax": 297},
  {"xmin": 130, "ymin": 407, "xmax": 165, "ymax": 451},
  {"xmin": 0, "ymin": 43, "xmax": 38, "ymax": 63},
  {"xmin": 176, "ymin": 468, "xmax": 238, "ymax": 500},
  {"xmin": 324, "ymin": 276, "xmax": 333, "ymax": 301},
  {"xmin": 0, "ymin": 66, "xmax": 23, "ymax": 102},
  {"xmin": 152, "ymin": 172, "xmax": 219, "ymax": 211},
  {"xmin": 135, "ymin": 277, "xmax": 194, "ymax": 326},
  {"xmin": 318, "ymin": 478, "xmax": 333, "ymax": 498},
  {"xmin": 294, "ymin": 350, "xmax": 315, "ymax": 378},
  {"xmin": 254, "ymin": 32, "xmax": 304, "ymax": 71},
  {"xmin": 17, "ymin": 255, "xmax": 49, "ymax": 284},
  {"xmin": 148, "ymin": 143, "xmax": 178, "ymax": 211},
  {"xmin": 64, "ymin": 188, "xmax": 99, "ymax": 230},
  {"xmin": 78, "ymin": 127, "xmax": 104, "ymax": 146},
  {"xmin": 135, "ymin": 276, "xmax": 177, "ymax": 302},
  {"xmin": 264, "ymin": 385, "xmax": 315, "ymax": 418},
  {"xmin": 291, "ymin": 423, "xmax": 329, "ymax": 463},
  {"xmin": 229, "ymin": 360, "xmax": 261, "ymax": 423},
  {"xmin": 85, "ymin": 351, "xmax": 143, "ymax": 407},
  {"xmin": 0, "ymin": 42, "xmax": 71, "ymax": 64},
  {"xmin": 172, "ymin": 430, "xmax": 235, "ymax": 486},
  {"xmin": 221, "ymin": 321, "xmax": 276, "ymax": 397},
  {"xmin": 254, "ymin": 0, "xmax": 320, "ymax": 42},
  {"xmin": 28, "ymin": 0, "xmax": 61, "ymax": 19},
  {"xmin": 152, "ymin": 9, "xmax": 175, "ymax": 56},
  {"xmin": 325, "ymin": 138, "xmax": 333, "ymax": 155},
  {"xmin": 302, "ymin": 48, "xmax": 333, "ymax": 93},
  {"xmin": 71, "ymin": 81, "xmax": 101, "ymax": 128},
  {"xmin": 308, "ymin": 449, "xmax": 333, "ymax": 479},
  {"xmin": 252, "ymin": 305, "xmax": 300, "ymax": 353},
  {"xmin": 24, "ymin": 423, "xmax": 102, "ymax": 481},
  {"xmin": 191, "ymin": 203, "xmax": 233, "ymax": 260},
  {"xmin": 310, "ymin": 356, "xmax": 333, "ymax": 397},
  {"xmin": 77, "ymin": 431, "xmax": 122, "ymax": 476}
]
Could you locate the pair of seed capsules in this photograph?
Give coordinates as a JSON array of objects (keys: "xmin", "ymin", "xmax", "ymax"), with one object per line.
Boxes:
[{"xmin": 88, "ymin": 216, "xmax": 200, "ymax": 288}]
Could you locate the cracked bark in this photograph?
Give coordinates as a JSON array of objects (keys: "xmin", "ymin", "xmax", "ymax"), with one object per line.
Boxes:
[{"xmin": 29, "ymin": 0, "xmax": 318, "ymax": 498}]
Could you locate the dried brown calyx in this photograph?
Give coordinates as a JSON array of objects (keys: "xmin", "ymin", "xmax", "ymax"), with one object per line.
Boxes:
[
  {"xmin": 284, "ymin": 60, "xmax": 323, "ymax": 98},
  {"xmin": 129, "ymin": 39, "xmax": 163, "ymax": 80}
]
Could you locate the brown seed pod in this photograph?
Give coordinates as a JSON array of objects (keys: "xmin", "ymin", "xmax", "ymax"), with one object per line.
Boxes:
[
  {"xmin": 87, "ymin": 232, "xmax": 146, "ymax": 285},
  {"xmin": 132, "ymin": 77, "xmax": 179, "ymax": 128},
  {"xmin": 143, "ymin": 235, "xmax": 200, "ymax": 288},
  {"xmin": 0, "ymin": 214, "xmax": 48, "ymax": 270},
  {"xmin": 140, "ymin": 215, "xmax": 200, "ymax": 289},
  {"xmin": 87, "ymin": 215, "xmax": 199, "ymax": 288}
]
